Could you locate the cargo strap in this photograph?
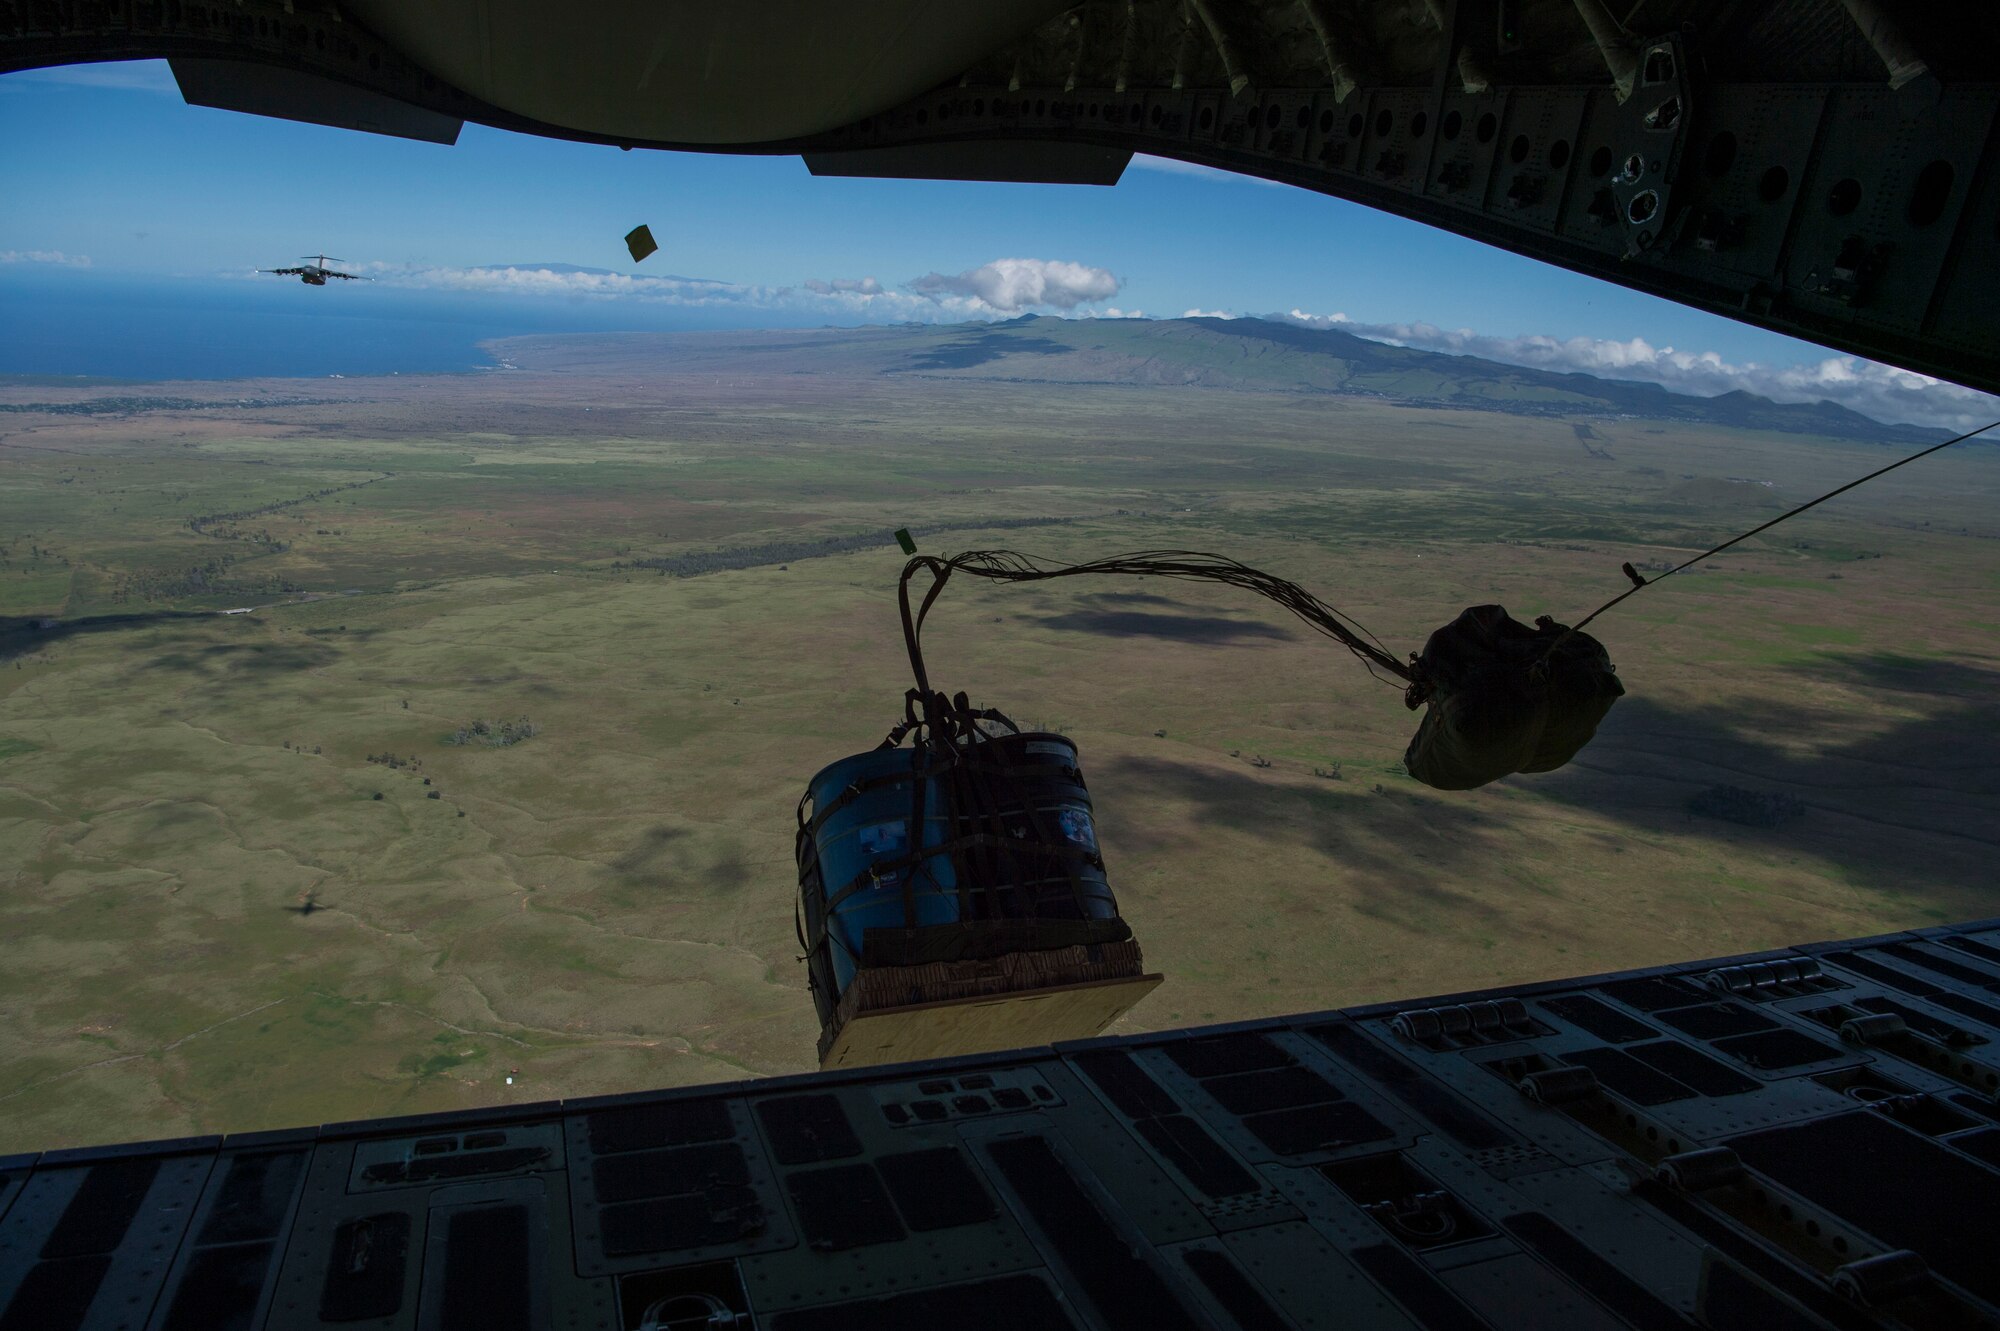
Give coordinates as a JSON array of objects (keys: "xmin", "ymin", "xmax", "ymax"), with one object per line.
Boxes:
[
  {"xmin": 797, "ymin": 762, "xmax": 948, "ymax": 839},
  {"xmin": 799, "ymin": 759, "xmax": 1083, "ymax": 844},
  {"xmin": 944, "ymin": 735, "xmax": 1094, "ymax": 926},
  {"xmin": 820, "ymin": 831, "xmax": 1104, "ymax": 917},
  {"xmin": 858, "ymin": 918, "xmax": 1134, "ymax": 968}
]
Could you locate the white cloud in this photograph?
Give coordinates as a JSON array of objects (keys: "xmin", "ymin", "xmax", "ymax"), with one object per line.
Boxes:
[
  {"xmin": 1277, "ymin": 309, "xmax": 2000, "ymax": 432},
  {"xmin": 1182, "ymin": 308, "xmax": 1236, "ymax": 319},
  {"xmin": 0, "ymin": 60, "xmax": 177, "ymax": 94},
  {"xmin": 803, "ymin": 276, "xmax": 883, "ymax": 295},
  {"xmin": 0, "ymin": 249, "xmax": 90, "ymax": 267},
  {"xmin": 910, "ymin": 258, "xmax": 1119, "ymax": 313},
  {"xmin": 364, "ymin": 263, "xmax": 764, "ymax": 304},
  {"xmin": 312, "ymin": 259, "xmax": 1124, "ymax": 321},
  {"xmin": 325, "ymin": 260, "xmax": 1097, "ymax": 323}
]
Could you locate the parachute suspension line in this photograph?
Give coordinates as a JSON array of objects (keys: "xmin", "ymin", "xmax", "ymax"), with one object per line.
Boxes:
[
  {"xmin": 1566, "ymin": 416, "xmax": 2000, "ymax": 638},
  {"xmin": 894, "ymin": 550, "xmax": 1386, "ymax": 920},
  {"xmin": 896, "ymin": 548, "xmax": 1416, "ymax": 695}
]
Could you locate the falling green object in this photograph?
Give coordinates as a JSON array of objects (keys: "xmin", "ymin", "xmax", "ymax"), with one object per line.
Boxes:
[
  {"xmin": 625, "ymin": 224, "xmax": 658, "ymax": 264},
  {"xmin": 895, "ymin": 528, "xmax": 917, "ymax": 555}
]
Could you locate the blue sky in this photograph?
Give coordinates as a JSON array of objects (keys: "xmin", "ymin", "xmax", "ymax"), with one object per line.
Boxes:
[{"xmin": 3, "ymin": 60, "xmax": 1994, "ymax": 428}]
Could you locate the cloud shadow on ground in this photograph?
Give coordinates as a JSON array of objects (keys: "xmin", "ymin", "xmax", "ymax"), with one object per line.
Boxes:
[
  {"xmin": 608, "ymin": 823, "xmax": 750, "ymax": 895},
  {"xmin": 611, "ymin": 824, "xmax": 693, "ymax": 887},
  {"xmin": 1076, "ymin": 591, "xmax": 1182, "ymax": 609},
  {"xmin": 1527, "ymin": 651, "xmax": 2000, "ymax": 904},
  {"xmin": 1033, "ymin": 610, "xmax": 1295, "ymax": 644},
  {"xmin": 898, "ymin": 330, "xmax": 1076, "ymax": 372},
  {"xmin": 147, "ymin": 640, "xmax": 340, "ymax": 677},
  {"xmin": 0, "ymin": 611, "xmax": 209, "ymax": 663},
  {"xmin": 1096, "ymin": 753, "xmax": 1513, "ymax": 931}
]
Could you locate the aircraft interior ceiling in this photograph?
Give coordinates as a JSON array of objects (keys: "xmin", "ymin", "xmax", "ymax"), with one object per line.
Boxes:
[{"xmin": 4, "ymin": 0, "xmax": 1996, "ymax": 392}]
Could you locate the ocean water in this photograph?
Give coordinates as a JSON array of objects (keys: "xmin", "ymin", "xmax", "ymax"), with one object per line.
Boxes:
[{"xmin": 0, "ymin": 273, "xmax": 749, "ymax": 381}]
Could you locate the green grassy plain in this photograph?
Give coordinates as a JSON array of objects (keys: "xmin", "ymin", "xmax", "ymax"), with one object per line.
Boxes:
[{"xmin": 2, "ymin": 352, "xmax": 1997, "ymax": 1151}]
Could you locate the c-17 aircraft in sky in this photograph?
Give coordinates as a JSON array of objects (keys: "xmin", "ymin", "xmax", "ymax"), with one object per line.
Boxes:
[{"xmin": 258, "ymin": 254, "xmax": 367, "ymax": 286}]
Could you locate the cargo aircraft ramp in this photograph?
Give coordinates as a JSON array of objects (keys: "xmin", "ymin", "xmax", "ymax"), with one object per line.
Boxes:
[{"xmin": 6, "ymin": 920, "xmax": 2000, "ymax": 1330}]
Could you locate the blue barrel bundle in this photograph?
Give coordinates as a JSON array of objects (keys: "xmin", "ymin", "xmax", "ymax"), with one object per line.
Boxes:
[
  {"xmin": 796, "ymin": 693, "xmax": 1157, "ymax": 1068},
  {"xmin": 796, "ymin": 744, "xmax": 962, "ymax": 1004}
]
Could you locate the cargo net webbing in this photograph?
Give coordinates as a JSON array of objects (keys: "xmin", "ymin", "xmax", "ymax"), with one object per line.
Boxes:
[{"xmin": 797, "ymin": 688, "xmax": 1132, "ymax": 976}]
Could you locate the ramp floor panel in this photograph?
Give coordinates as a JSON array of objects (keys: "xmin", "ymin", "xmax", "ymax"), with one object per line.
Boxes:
[{"xmin": 5, "ymin": 921, "xmax": 2000, "ymax": 1328}]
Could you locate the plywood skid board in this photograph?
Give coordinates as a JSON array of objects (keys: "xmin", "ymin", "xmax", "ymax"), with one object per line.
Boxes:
[{"xmin": 819, "ymin": 973, "xmax": 1164, "ymax": 1071}]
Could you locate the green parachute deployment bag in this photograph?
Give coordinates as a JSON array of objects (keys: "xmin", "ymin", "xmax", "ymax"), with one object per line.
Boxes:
[{"xmin": 1402, "ymin": 605, "xmax": 1624, "ymax": 791}]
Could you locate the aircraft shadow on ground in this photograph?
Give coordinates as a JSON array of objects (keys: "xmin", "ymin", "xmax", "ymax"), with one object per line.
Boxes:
[{"xmin": 1529, "ymin": 651, "xmax": 2000, "ymax": 901}]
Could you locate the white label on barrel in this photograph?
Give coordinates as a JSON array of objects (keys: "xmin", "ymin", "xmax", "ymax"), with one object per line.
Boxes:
[
  {"xmin": 1025, "ymin": 741, "xmax": 1072, "ymax": 757},
  {"xmin": 858, "ymin": 820, "xmax": 907, "ymax": 855},
  {"xmin": 1058, "ymin": 805, "xmax": 1097, "ymax": 850}
]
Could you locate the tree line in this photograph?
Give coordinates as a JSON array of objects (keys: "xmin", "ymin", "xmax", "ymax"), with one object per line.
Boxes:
[
  {"xmin": 0, "ymin": 396, "xmax": 336, "ymax": 416},
  {"xmin": 187, "ymin": 473, "xmax": 391, "ymax": 540},
  {"xmin": 444, "ymin": 717, "xmax": 539, "ymax": 747}
]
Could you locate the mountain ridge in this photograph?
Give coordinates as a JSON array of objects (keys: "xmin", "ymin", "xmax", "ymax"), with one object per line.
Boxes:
[
  {"xmin": 490, "ymin": 314, "xmax": 1953, "ymax": 445},
  {"xmin": 987, "ymin": 315, "xmax": 1951, "ymax": 443}
]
